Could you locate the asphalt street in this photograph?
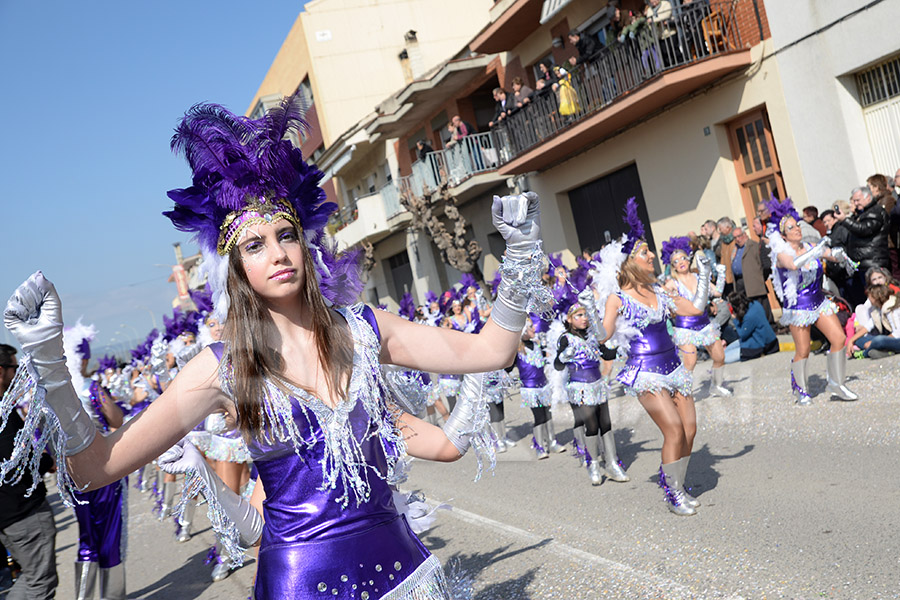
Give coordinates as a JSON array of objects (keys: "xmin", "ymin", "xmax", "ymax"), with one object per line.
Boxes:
[{"xmin": 40, "ymin": 351, "xmax": 900, "ymax": 599}]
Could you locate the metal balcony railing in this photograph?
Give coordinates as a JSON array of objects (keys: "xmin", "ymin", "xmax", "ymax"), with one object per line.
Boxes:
[
  {"xmin": 398, "ymin": 131, "xmax": 502, "ymax": 201},
  {"xmin": 495, "ymin": 0, "xmax": 743, "ymax": 161},
  {"xmin": 329, "ymin": 181, "xmax": 405, "ymax": 231}
]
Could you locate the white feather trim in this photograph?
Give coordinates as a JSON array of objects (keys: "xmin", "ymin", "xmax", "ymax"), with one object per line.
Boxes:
[
  {"xmin": 200, "ymin": 247, "xmax": 230, "ymax": 323},
  {"xmin": 588, "ymin": 237, "xmax": 639, "ymax": 357},
  {"xmin": 63, "ymin": 319, "xmax": 97, "ymax": 398}
]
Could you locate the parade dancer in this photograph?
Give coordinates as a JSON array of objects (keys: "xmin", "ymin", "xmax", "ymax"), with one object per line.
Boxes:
[
  {"xmin": 1, "ymin": 94, "xmax": 552, "ymax": 600},
  {"xmin": 594, "ymin": 198, "xmax": 701, "ymax": 515},
  {"xmin": 554, "ymin": 297, "xmax": 629, "ymax": 486},
  {"xmin": 63, "ymin": 324, "xmax": 128, "ymax": 600},
  {"xmin": 765, "ymin": 197, "xmax": 858, "ymax": 404},
  {"xmin": 513, "ymin": 315, "xmax": 558, "ymax": 459},
  {"xmin": 662, "ymin": 236, "xmax": 732, "ymax": 396}
]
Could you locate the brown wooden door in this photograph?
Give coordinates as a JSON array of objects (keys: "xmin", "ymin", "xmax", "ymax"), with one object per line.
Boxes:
[{"xmin": 727, "ymin": 108, "xmax": 786, "ymax": 234}]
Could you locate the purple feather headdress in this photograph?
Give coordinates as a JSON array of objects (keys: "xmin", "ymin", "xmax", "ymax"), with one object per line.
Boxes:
[
  {"xmin": 163, "ymin": 308, "xmax": 200, "ymax": 342},
  {"xmin": 439, "ymin": 288, "xmax": 459, "ymax": 315},
  {"xmin": 398, "ymin": 292, "xmax": 416, "ymax": 321},
  {"xmin": 189, "ymin": 285, "xmax": 215, "ymax": 316},
  {"xmin": 163, "ymin": 93, "xmax": 362, "ymax": 319},
  {"xmin": 98, "ymin": 355, "xmax": 119, "ymax": 372},
  {"xmin": 661, "ymin": 236, "xmax": 693, "ymax": 265},
  {"xmin": 621, "ymin": 197, "xmax": 646, "ymax": 257},
  {"xmin": 765, "ymin": 196, "xmax": 801, "ymax": 234},
  {"xmin": 458, "ymin": 273, "xmax": 478, "ymax": 292},
  {"xmin": 547, "ymin": 253, "xmax": 565, "ymax": 276},
  {"xmin": 131, "ymin": 329, "xmax": 158, "ymax": 364},
  {"xmin": 424, "ymin": 290, "xmax": 438, "ymax": 305},
  {"xmin": 489, "ymin": 270, "xmax": 502, "ymax": 299}
]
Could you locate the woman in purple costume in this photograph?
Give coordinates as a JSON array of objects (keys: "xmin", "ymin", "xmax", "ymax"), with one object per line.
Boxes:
[
  {"xmin": 63, "ymin": 325, "xmax": 128, "ymax": 600},
  {"xmin": 593, "ymin": 199, "xmax": 704, "ymax": 516},
  {"xmin": 512, "ymin": 315, "xmax": 560, "ymax": 460},
  {"xmin": 2, "ymin": 95, "xmax": 551, "ymax": 600},
  {"xmin": 765, "ymin": 198, "xmax": 858, "ymax": 405},
  {"xmin": 662, "ymin": 236, "xmax": 732, "ymax": 396}
]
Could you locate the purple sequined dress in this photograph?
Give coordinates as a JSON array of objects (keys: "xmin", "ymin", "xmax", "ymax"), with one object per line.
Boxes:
[
  {"xmin": 212, "ymin": 305, "xmax": 451, "ymax": 600},
  {"xmin": 671, "ymin": 277, "xmax": 720, "ymax": 347},
  {"xmin": 515, "ymin": 341, "xmax": 550, "ymax": 408},
  {"xmin": 615, "ymin": 287, "xmax": 692, "ymax": 396},
  {"xmin": 557, "ymin": 332, "xmax": 607, "ymax": 405},
  {"xmin": 774, "ymin": 248, "xmax": 837, "ymax": 326},
  {"xmin": 73, "ymin": 380, "xmax": 126, "ymax": 569}
]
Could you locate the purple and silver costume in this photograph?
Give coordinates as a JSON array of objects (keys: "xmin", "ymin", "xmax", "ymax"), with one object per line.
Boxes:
[
  {"xmin": 515, "ymin": 341, "xmax": 550, "ymax": 408},
  {"xmin": 210, "ymin": 305, "xmax": 452, "ymax": 600},
  {"xmin": 557, "ymin": 332, "xmax": 607, "ymax": 405},
  {"xmin": 773, "ymin": 244, "xmax": 837, "ymax": 327},
  {"xmin": 615, "ymin": 287, "xmax": 693, "ymax": 396},
  {"xmin": 671, "ymin": 278, "xmax": 721, "ymax": 347}
]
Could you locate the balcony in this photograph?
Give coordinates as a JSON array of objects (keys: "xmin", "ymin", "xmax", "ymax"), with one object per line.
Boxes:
[
  {"xmin": 332, "ymin": 182, "xmax": 409, "ymax": 248},
  {"xmin": 398, "ymin": 131, "xmax": 505, "ymax": 203},
  {"xmin": 493, "ymin": 1, "xmax": 753, "ymax": 174}
]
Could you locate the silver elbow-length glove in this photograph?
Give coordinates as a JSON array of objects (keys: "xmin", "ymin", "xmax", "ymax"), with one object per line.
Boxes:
[
  {"xmin": 714, "ymin": 264, "xmax": 727, "ymax": 295},
  {"xmin": 692, "ymin": 253, "xmax": 713, "ymax": 311},
  {"xmin": 4, "ymin": 272, "xmax": 96, "ymax": 455},
  {"xmin": 442, "ymin": 372, "xmax": 485, "ymax": 456},
  {"xmin": 793, "ymin": 237, "xmax": 830, "ymax": 270},
  {"xmin": 577, "ymin": 287, "xmax": 607, "ymax": 341},
  {"xmin": 490, "ymin": 192, "xmax": 551, "ymax": 332},
  {"xmin": 159, "ymin": 440, "xmax": 263, "ymax": 549}
]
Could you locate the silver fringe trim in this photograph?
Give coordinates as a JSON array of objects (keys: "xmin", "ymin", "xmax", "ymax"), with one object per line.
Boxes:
[
  {"xmin": 565, "ymin": 379, "xmax": 607, "ymax": 406},
  {"xmin": 779, "ymin": 299, "xmax": 837, "ymax": 327},
  {"xmin": 380, "ymin": 555, "xmax": 451, "ymax": 600},
  {"xmin": 622, "ymin": 364, "xmax": 693, "ymax": 397},
  {"xmin": 0, "ymin": 356, "xmax": 84, "ymax": 508},
  {"xmin": 174, "ymin": 469, "xmax": 248, "ymax": 567},
  {"xmin": 496, "ymin": 242, "xmax": 555, "ymax": 318},
  {"xmin": 672, "ymin": 322, "xmax": 721, "ymax": 347}
]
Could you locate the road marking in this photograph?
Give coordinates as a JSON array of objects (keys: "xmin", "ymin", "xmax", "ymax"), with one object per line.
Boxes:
[{"xmin": 433, "ymin": 497, "xmax": 745, "ymax": 600}]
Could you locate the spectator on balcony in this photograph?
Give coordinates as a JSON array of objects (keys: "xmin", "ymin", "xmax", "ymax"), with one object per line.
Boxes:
[
  {"xmin": 644, "ymin": 0, "xmax": 679, "ymax": 67},
  {"xmin": 511, "ymin": 78, "xmax": 534, "ymax": 110},
  {"xmin": 488, "ymin": 87, "xmax": 511, "ymax": 128},
  {"xmin": 415, "ymin": 139, "xmax": 434, "ymax": 160},
  {"xmin": 802, "ymin": 206, "xmax": 827, "ymax": 237},
  {"xmin": 680, "ymin": 0, "xmax": 711, "ymax": 58},
  {"xmin": 567, "ymin": 30, "xmax": 600, "ymax": 68}
]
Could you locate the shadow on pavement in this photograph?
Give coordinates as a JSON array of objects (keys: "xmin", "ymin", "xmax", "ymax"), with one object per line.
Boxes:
[
  {"xmin": 686, "ymin": 442, "xmax": 754, "ymax": 497},
  {"xmin": 127, "ymin": 548, "xmax": 255, "ymax": 600}
]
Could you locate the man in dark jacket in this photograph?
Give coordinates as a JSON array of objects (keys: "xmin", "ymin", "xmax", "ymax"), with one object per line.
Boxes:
[
  {"xmin": 567, "ymin": 30, "xmax": 599, "ymax": 67},
  {"xmin": 733, "ymin": 227, "xmax": 775, "ymax": 324},
  {"xmin": 839, "ymin": 186, "xmax": 891, "ymax": 306}
]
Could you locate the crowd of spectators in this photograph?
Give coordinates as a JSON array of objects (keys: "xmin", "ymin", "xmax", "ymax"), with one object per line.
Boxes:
[{"xmin": 668, "ymin": 172, "xmax": 900, "ymax": 363}]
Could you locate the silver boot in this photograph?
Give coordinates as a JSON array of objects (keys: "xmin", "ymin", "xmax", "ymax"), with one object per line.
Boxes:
[
  {"xmin": 75, "ymin": 561, "xmax": 98, "ymax": 600},
  {"xmin": 211, "ymin": 549, "xmax": 234, "ymax": 582},
  {"xmin": 676, "ymin": 456, "xmax": 700, "ymax": 508},
  {"xmin": 601, "ymin": 431, "xmax": 630, "ymax": 482},
  {"xmin": 586, "ymin": 434, "xmax": 603, "ymax": 485},
  {"xmin": 138, "ymin": 466, "xmax": 151, "ymax": 493},
  {"xmin": 659, "ymin": 462, "xmax": 696, "ymax": 516},
  {"xmin": 546, "ymin": 417, "xmax": 566, "ymax": 453},
  {"xmin": 532, "ymin": 425, "xmax": 549, "ymax": 460},
  {"xmin": 176, "ymin": 498, "xmax": 195, "ymax": 542},
  {"xmin": 711, "ymin": 366, "xmax": 732, "ymax": 397},
  {"xmin": 826, "ymin": 351, "xmax": 858, "ymax": 401},
  {"xmin": 496, "ymin": 421, "xmax": 516, "ymax": 450},
  {"xmin": 791, "ymin": 359, "xmax": 812, "ymax": 405},
  {"xmin": 98, "ymin": 564, "xmax": 126, "ymax": 600},
  {"xmin": 572, "ymin": 425, "xmax": 587, "ymax": 466},
  {"xmin": 490, "ymin": 422, "xmax": 507, "ymax": 453},
  {"xmin": 159, "ymin": 481, "xmax": 176, "ymax": 520}
]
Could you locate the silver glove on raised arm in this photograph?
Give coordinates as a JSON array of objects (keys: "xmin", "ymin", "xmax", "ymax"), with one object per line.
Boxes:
[
  {"xmin": 714, "ymin": 264, "xmax": 727, "ymax": 296},
  {"xmin": 577, "ymin": 288, "xmax": 607, "ymax": 341},
  {"xmin": 490, "ymin": 193, "xmax": 553, "ymax": 332},
  {"xmin": 691, "ymin": 253, "xmax": 713, "ymax": 311},
  {"xmin": 441, "ymin": 373, "xmax": 484, "ymax": 455},
  {"xmin": 159, "ymin": 440, "xmax": 263, "ymax": 552},
  {"xmin": 4, "ymin": 272, "xmax": 96, "ymax": 455},
  {"xmin": 793, "ymin": 237, "xmax": 830, "ymax": 270}
]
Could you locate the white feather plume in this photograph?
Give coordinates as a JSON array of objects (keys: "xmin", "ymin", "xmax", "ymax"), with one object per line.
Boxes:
[
  {"xmin": 62, "ymin": 319, "xmax": 97, "ymax": 398},
  {"xmin": 588, "ymin": 238, "xmax": 639, "ymax": 356}
]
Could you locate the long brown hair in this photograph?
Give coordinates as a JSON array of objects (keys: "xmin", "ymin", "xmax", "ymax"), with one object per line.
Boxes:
[
  {"xmin": 222, "ymin": 230, "xmax": 355, "ymax": 439},
  {"xmin": 617, "ymin": 255, "xmax": 657, "ymax": 290},
  {"xmin": 867, "ymin": 283, "xmax": 900, "ymax": 313}
]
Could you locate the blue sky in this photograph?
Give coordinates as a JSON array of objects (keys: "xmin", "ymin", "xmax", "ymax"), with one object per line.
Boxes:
[{"xmin": 0, "ymin": 1, "xmax": 306, "ymax": 355}]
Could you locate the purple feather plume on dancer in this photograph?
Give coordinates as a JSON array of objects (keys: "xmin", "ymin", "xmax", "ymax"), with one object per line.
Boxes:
[
  {"xmin": 98, "ymin": 355, "xmax": 119, "ymax": 372},
  {"xmin": 765, "ymin": 195, "xmax": 801, "ymax": 232},
  {"xmin": 661, "ymin": 236, "xmax": 693, "ymax": 265},
  {"xmin": 621, "ymin": 197, "xmax": 645, "ymax": 256},
  {"xmin": 162, "ymin": 92, "xmax": 363, "ymax": 310},
  {"xmin": 424, "ymin": 290, "xmax": 438, "ymax": 305},
  {"xmin": 399, "ymin": 292, "xmax": 416, "ymax": 321}
]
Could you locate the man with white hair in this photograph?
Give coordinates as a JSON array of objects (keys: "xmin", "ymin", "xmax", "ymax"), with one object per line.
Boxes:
[{"xmin": 836, "ymin": 186, "xmax": 891, "ymax": 305}]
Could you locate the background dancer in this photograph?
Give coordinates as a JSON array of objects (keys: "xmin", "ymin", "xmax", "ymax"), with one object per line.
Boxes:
[
  {"xmin": 662, "ymin": 236, "xmax": 732, "ymax": 396},
  {"xmin": 766, "ymin": 198, "xmax": 858, "ymax": 405},
  {"xmin": 594, "ymin": 199, "xmax": 702, "ymax": 516}
]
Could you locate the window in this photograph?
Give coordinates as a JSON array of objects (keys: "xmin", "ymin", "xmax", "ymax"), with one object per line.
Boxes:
[
  {"xmin": 726, "ymin": 108, "xmax": 786, "ymax": 226},
  {"xmin": 856, "ymin": 55, "xmax": 900, "ymax": 107},
  {"xmin": 250, "ymin": 101, "xmax": 267, "ymax": 120},
  {"xmin": 297, "ymin": 77, "xmax": 315, "ymax": 107}
]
